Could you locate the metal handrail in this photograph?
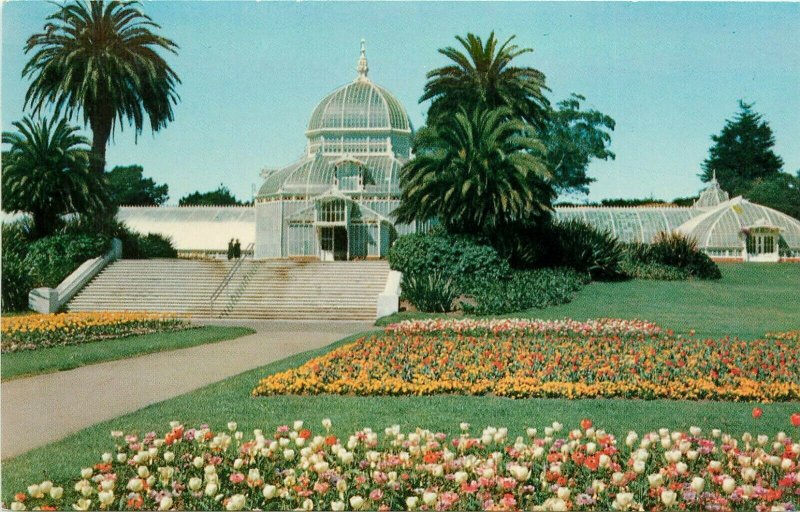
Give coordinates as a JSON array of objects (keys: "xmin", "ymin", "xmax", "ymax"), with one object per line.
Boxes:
[{"xmin": 210, "ymin": 242, "xmax": 254, "ymax": 304}]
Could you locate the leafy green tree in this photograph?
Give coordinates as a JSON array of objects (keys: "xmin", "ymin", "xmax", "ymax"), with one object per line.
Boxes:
[
  {"xmin": 178, "ymin": 185, "xmax": 243, "ymax": 206},
  {"xmin": 2, "ymin": 116, "xmax": 108, "ymax": 238},
  {"xmin": 395, "ymin": 107, "xmax": 552, "ymax": 235},
  {"xmin": 23, "ymin": 0, "xmax": 180, "ymax": 175},
  {"xmin": 700, "ymin": 101, "xmax": 783, "ymax": 196},
  {"xmin": 107, "ymin": 165, "xmax": 169, "ymax": 206},
  {"xmin": 745, "ymin": 172, "xmax": 800, "ymax": 220},
  {"xmin": 421, "ymin": 32, "xmax": 550, "ymax": 129},
  {"xmin": 543, "ymin": 94, "xmax": 616, "ymax": 195}
]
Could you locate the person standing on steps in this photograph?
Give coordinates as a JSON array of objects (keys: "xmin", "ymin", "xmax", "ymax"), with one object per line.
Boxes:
[
  {"xmin": 227, "ymin": 238, "xmax": 234, "ymax": 260},
  {"xmin": 234, "ymin": 239, "xmax": 241, "ymax": 259}
]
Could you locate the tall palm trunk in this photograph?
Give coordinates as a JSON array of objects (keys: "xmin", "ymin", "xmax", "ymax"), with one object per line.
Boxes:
[{"xmin": 89, "ymin": 112, "xmax": 113, "ymax": 175}]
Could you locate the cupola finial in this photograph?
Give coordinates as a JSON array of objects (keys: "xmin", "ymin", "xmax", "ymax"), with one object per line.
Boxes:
[{"xmin": 356, "ymin": 39, "xmax": 369, "ymax": 80}]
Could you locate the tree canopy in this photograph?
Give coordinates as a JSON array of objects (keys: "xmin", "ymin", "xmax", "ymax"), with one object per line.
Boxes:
[
  {"xmin": 701, "ymin": 101, "xmax": 784, "ymax": 196},
  {"xmin": 23, "ymin": 0, "xmax": 180, "ymax": 175},
  {"xmin": 178, "ymin": 185, "xmax": 244, "ymax": 206},
  {"xmin": 107, "ymin": 165, "xmax": 169, "ymax": 206},
  {"xmin": 543, "ymin": 94, "xmax": 616, "ymax": 196},
  {"xmin": 2, "ymin": 116, "xmax": 108, "ymax": 238},
  {"xmin": 421, "ymin": 32, "xmax": 550, "ymax": 129},
  {"xmin": 395, "ymin": 107, "xmax": 552, "ymax": 235}
]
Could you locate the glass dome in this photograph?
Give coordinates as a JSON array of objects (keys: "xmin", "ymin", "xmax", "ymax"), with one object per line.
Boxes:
[{"xmin": 305, "ymin": 41, "xmax": 412, "ymax": 136}]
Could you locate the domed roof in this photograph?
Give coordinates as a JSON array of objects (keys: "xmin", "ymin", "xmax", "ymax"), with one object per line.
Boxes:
[
  {"xmin": 306, "ymin": 41, "xmax": 411, "ymax": 134},
  {"xmin": 678, "ymin": 196, "xmax": 800, "ymax": 250}
]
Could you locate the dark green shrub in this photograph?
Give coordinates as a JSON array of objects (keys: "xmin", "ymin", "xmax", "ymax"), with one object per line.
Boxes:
[
  {"xmin": 545, "ymin": 220, "xmax": 624, "ymax": 281},
  {"xmin": 389, "ymin": 233, "xmax": 511, "ymax": 293},
  {"xmin": 624, "ymin": 232, "xmax": 721, "ymax": 280},
  {"xmin": 24, "ymin": 234, "xmax": 111, "ymax": 287},
  {"xmin": 401, "ymin": 272, "xmax": 459, "ymax": 313},
  {"xmin": 115, "ymin": 225, "xmax": 177, "ymax": 259},
  {"xmin": 1, "ymin": 222, "xmax": 34, "ymax": 312},
  {"xmin": 137, "ymin": 233, "xmax": 177, "ymax": 258},
  {"xmin": 462, "ymin": 267, "xmax": 588, "ymax": 315}
]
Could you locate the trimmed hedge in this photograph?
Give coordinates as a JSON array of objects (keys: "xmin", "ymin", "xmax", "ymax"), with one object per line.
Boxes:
[
  {"xmin": 116, "ymin": 226, "xmax": 177, "ymax": 259},
  {"xmin": 462, "ymin": 267, "xmax": 589, "ymax": 315},
  {"xmin": 24, "ymin": 234, "xmax": 111, "ymax": 288},
  {"xmin": 389, "ymin": 233, "xmax": 511, "ymax": 294}
]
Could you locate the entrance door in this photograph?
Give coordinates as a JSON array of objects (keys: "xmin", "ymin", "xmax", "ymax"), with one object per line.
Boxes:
[
  {"xmin": 333, "ymin": 226, "xmax": 348, "ymax": 261},
  {"xmin": 319, "ymin": 226, "xmax": 348, "ymax": 261}
]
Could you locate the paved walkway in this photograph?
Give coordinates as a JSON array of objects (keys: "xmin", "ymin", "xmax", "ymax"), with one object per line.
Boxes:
[{"xmin": 1, "ymin": 320, "xmax": 373, "ymax": 459}]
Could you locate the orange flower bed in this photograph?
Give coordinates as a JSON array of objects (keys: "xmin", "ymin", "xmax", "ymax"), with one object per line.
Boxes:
[
  {"xmin": 252, "ymin": 319, "xmax": 800, "ymax": 402},
  {"xmin": 1, "ymin": 312, "xmax": 189, "ymax": 352}
]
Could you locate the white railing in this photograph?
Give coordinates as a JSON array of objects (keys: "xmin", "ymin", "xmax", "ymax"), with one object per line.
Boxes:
[
  {"xmin": 29, "ymin": 239, "xmax": 123, "ymax": 314},
  {"xmin": 376, "ymin": 270, "xmax": 401, "ymax": 319}
]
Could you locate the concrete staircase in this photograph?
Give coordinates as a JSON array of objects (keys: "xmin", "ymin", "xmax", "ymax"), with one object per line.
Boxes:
[{"xmin": 67, "ymin": 259, "xmax": 390, "ymax": 320}]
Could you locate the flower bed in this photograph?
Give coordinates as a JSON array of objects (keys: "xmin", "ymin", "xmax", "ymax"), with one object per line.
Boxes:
[
  {"xmin": 253, "ymin": 319, "xmax": 800, "ymax": 402},
  {"xmin": 1, "ymin": 312, "xmax": 189, "ymax": 352},
  {"xmin": 7, "ymin": 420, "xmax": 800, "ymax": 511},
  {"xmin": 766, "ymin": 331, "xmax": 800, "ymax": 343}
]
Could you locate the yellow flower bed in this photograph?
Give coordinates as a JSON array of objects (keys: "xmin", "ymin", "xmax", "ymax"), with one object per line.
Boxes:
[
  {"xmin": 252, "ymin": 319, "xmax": 800, "ymax": 402},
  {"xmin": 1, "ymin": 312, "xmax": 188, "ymax": 352}
]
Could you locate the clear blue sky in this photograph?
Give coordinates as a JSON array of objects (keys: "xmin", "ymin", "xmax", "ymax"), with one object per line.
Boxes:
[{"xmin": 2, "ymin": 1, "xmax": 799, "ymax": 204}]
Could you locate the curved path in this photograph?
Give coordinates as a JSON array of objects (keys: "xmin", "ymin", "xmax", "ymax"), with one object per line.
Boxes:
[{"xmin": 1, "ymin": 320, "xmax": 373, "ymax": 459}]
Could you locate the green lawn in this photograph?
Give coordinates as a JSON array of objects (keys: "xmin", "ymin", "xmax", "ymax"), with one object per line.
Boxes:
[
  {"xmin": 3, "ymin": 331, "xmax": 799, "ymax": 502},
  {"xmin": 378, "ymin": 263, "xmax": 800, "ymax": 340},
  {"xmin": 1, "ymin": 326, "xmax": 255, "ymax": 380}
]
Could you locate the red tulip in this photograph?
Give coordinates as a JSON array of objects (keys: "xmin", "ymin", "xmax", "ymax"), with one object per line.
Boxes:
[
  {"xmin": 791, "ymin": 413, "xmax": 800, "ymax": 427},
  {"xmin": 580, "ymin": 418, "xmax": 593, "ymax": 430},
  {"xmin": 752, "ymin": 407, "xmax": 763, "ymax": 419}
]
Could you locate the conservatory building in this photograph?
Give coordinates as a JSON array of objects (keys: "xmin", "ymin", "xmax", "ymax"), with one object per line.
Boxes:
[
  {"xmin": 253, "ymin": 41, "xmax": 418, "ymax": 260},
  {"xmin": 9, "ymin": 42, "xmax": 797, "ymax": 262}
]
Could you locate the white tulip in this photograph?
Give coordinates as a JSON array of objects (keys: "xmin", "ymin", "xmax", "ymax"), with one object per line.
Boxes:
[
  {"xmin": 80, "ymin": 468, "xmax": 93, "ymax": 479},
  {"xmin": 454, "ymin": 471, "xmax": 468, "ymax": 484},
  {"xmin": 722, "ymin": 477, "xmax": 736, "ymax": 494},
  {"xmin": 204, "ymin": 482, "xmax": 218, "ymax": 496},
  {"xmin": 331, "ymin": 501, "xmax": 345, "ymax": 511},
  {"xmin": 690, "ymin": 477, "xmax": 704, "ymax": 492},
  {"xmin": 422, "ymin": 491, "xmax": 437, "ymax": 506},
  {"xmin": 50, "ymin": 487, "xmax": 64, "ymax": 500},
  {"xmin": 163, "ymin": 451, "xmax": 174, "ymax": 463},
  {"xmin": 157, "ymin": 495, "xmax": 173, "ymax": 511},
  {"xmin": 98, "ymin": 490, "xmax": 115, "ymax": 507},
  {"xmin": 262, "ymin": 484, "xmax": 277, "ymax": 499},
  {"xmin": 557, "ymin": 487, "xmax": 570, "ymax": 500},
  {"xmin": 676, "ymin": 462, "xmax": 688, "ymax": 475},
  {"xmin": 227, "ymin": 422, "xmax": 238, "ymax": 432},
  {"xmin": 322, "ymin": 418, "xmax": 332, "ymax": 431},
  {"xmin": 349, "ymin": 495, "xmax": 364, "ymax": 510},
  {"xmin": 660, "ymin": 489, "xmax": 677, "ymax": 507},
  {"xmin": 226, "ymin": 494, "xmax": 246, "ymax": 511},
  {"xmin": 10, "ymin": 502, "xmax": 25, "ymax": 511},
  {"xmin": 188, "ymin": 477, "xmax": 202, "ymax": 491},
  {"xmin": 127, "ymin": 478, "xmax": 144, "ymax": 492},
  {"xmin": 27, "ymin": 485, "xmax": 42, "ymax": 499},
  {"xmin": 117, "ymin": 453, "xmax": 127, "ymax": 463},
  {"xmin": 648, "ymin": 473, "xmax": 664, "ymax": 488},
  {"xmin": 101, "ymin": 453, "xmax": 113, "ymax": 464},
  {"xmin": 633, "ymin": 460, "xmax": 646, "ymax": 474},
  {"xmin": 283, "ymin": 449, "xmax": 295, "ymax": 460},
  {"xmin": 293, "ymin": 420, "xmax": 304, "ymax": 431}
]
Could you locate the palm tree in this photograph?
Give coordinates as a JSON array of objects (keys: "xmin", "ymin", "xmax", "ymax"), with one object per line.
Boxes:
[
  {"xmin": 421, "ymin": 32, "xmax": 550, "ymax": 128},
  {"xmin": 394, "ymin": 107, "xmax": 553, "ymax": 235},
  {"xmin": 23, "ymin": 0, "xmax": 180, "ymax": 175},
  {"xmin": 2, "ymin": 116, "xmax": 108, "ymax": 238}
]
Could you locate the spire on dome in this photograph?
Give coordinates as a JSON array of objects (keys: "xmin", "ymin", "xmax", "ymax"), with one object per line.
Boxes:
[
  {"xmin": 693, "ymin": 173, "xmax": 730, "ymax": 209},
  {"xmin": 356, "ymin": 39, "xmax": 369, "ymax": 80}
]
